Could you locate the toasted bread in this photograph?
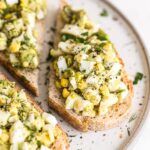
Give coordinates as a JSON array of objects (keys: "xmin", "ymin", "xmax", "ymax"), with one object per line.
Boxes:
[
  {"xmin": 0, "ymin": 73, "xmax": 69, "ymax": 150},
  {"xmin": 0, "ymin": 10, "xmax": 45, "ymax": 96},
  {"xmin": 48, "ymin": 0, "xmax": 133, "ymax": 132}
]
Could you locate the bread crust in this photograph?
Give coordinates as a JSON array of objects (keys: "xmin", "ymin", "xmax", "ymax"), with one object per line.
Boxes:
[
  {"xmin": 48, "ymin": 0, "xmax": 133, "ymax": 132},
  {"xmin": 0, "ymin": 53, "xmax": 39, "ymax": 96},
  {"xmin": 0, "ymin": 73, "xmax": 69, "ymax": 150}
]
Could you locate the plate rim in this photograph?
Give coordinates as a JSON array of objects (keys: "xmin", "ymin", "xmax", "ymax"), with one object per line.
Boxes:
[{"xmin": 100, "ymin": 0, "xmax": 150, "ymax": 149}]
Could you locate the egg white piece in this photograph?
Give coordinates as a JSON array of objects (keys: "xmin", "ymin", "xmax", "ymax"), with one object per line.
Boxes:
[
  {"xmin": 6, "ymin": 0, "xmax": 18, "ymax": 5},
  {"xmin": 42, "ymin": 112, "xmax": 57, "ymax": 127},
  {"xmin": 0, "ymin": 111, "xmax": 10, "ymax": 126}
]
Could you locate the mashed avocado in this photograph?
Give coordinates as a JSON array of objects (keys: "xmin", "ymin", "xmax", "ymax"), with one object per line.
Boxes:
[
  {"xmin": 51, "ymin": 5, "xmax": 129, "ymax": 117},
  {"xmin": 0, "ymin": 79, "xmax": 58, "ymax": 150},
  {"xmin": 0, "ymin": 0, "xmax": 46, "ymax": 69}
]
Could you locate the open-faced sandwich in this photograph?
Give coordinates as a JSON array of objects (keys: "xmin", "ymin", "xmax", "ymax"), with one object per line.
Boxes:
[
  {"xmin": 0, "ymin": 73, "xmax": 69, "ymax": 150},
  {"xmin": 48, "ymin": 0, "xmax": 133, "ymax": 131},
  {"xmin": 0, "ymin": 0, "xmax": 47, "ymax": 96}
]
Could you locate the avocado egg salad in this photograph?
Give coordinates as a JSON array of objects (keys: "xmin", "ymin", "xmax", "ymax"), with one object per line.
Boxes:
[
  {"xmin": 50, "ymin": 5, "xmax": 129, "ymax": 117},
  {"xmin": 0, "ymin": 0, "xmax": 46, "ymax": 68},
  {"xmin": 0, "ymin": 79, "xmax": 60, "ymax": 150}
]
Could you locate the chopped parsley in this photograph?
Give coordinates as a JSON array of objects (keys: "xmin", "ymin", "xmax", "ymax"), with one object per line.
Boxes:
[
  {"xmin": 61, "ymin": 34, "xmax": 85, "ymax": 43},
  {"xmin": 95, "ymin": 29, "xmax": 109, "ymax": 41},
  {"xmin": 81, "ymin": 32, "xmax": 88, "ymax": 36},
  {"xmin": 100, "ymin": 9, "xmax": 109, "ymax": 17},
  {"xmin": 133, "ymin": 72, "xmax": 143, "ymax": 85}
]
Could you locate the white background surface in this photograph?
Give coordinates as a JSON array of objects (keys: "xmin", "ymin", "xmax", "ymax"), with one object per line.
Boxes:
[{"xmin": 107, "ymin": 0, "xmax": 150, "ymax": 149}]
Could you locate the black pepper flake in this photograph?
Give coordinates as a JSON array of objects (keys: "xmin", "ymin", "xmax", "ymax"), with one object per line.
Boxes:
[
  {"xmin": 127, "ymin": 127, "xmax": 131, "ymax": 136},
  {"xmin": 51, "ymin": 27, "xmax": 56, "ymax": 32},
  {"xmin": 69, "ymin": 139, "xmax": 72, "ymax": 143},
  {"xmin": 69, "ymin": 135, "xmax": 77, "ymax": 138},
  {"xmin": 112, "ymin": 16, "xmax": 118, "ymax": 21},
  {"xmin": 47, "ymin": 41, "xmax": 54, "ymax": 47},
  {"xmin": 80, "ymin": 136, "xmax": 83, "ymax": 139},
  {"xmin": 37, "ymin": 101, "xmax": 42, "ymax": 106}
]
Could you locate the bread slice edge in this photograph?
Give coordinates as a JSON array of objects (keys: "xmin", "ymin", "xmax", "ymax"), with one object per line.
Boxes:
[
  {"xmin": 48, "ymin": 0, "xmax": 133, "ymax": 132},
  {"xmin": 0, "ymin": 73, "xmax": 69, "ymax": 150}
]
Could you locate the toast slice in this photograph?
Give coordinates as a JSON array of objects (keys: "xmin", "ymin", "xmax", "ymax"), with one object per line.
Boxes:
[
  {"xmin": 0, "ymin": 73, "xmax": 69, "ymax": 150},
  {"xmin": 48, "ymin": 0, "xmax": 133, "ymax": 131},
  {"xmin": 0, "ymin": 1, "xmax": 46, "ymax": 96}
]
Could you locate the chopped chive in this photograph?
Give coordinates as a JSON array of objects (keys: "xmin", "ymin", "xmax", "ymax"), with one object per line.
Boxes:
[
  {"xmin": 100, "ymin": 9, "xmax": 109, "ymax": 17},
  {"xmin": 133, "ymin": 72, "xmax": 143, "ymax": 85},
  {"xmin": 81, "ymin": 32, "xmax": 88, "ymax": 36}
]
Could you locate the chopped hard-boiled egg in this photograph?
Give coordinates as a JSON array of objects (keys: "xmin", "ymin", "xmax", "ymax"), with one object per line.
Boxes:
[
  {"xmin": 10, "ymin": 121, "xmax": 29, "ymax": 144},
  {"xmin": 109, "ymin": 63, "xmax": 121, "ymax": 76},
  {"xmin": 61, "ymin": 24, "xmax": 88, "ymax": 39},
  {"xmin": 40, "ymin": 145, "xmax": 50, "ymax": 150},
  {"xmin": 69, "ymin": 77, "xmax": 77, "ymax": 90},
  {"xmin": 108, "ymin": 78, "xmax": 121, "ymax": 92},
  {"xmin": 0, "ymin": 111, "xmax": 10, "ymax": 126},
  {"xmin": 86, "ymin": 74, "xmax": 99, "ymax": 88},
  {"xmin": 22, "ymin": 12, "xmax": 36, "ymax": 28},
  {"xmin": 65, "ymin": 92, "xmax": 82, "ymax": 109},
  {"xmin": 6, "ymin": 0, "xmax": 18, "ymax": 5},
  {"xmin": 43, "ymin": 124, "xmax": 55, "ymax": 143},
  {"xmin": 42, "ymin": 112, "xmax": 58, "ymax": 127},
  {"xmin": 58, "ymin": 40, "xmax": 91, "ymax": 54},
  {"xmin": 0, "ymin": 79, "xmax": 58, "ymax": 149},
  {"xmin": 102, "ymin": 94, "xmax": 118, "ymax": 107},
  {"xmin": 0, "ymin": 32, "xmax": 7, "ymax": 51},
  {"xmin": 57, "ymin": 56, "xmax": 68, "ymax": 75},
  {"xmin": 117, "ymin": 82, "xmax": 128, "ymax": 101},
  {"xmin": 83, "ymin": 88, "xmax": 101, "ymax": 105},
  {"xmin": 9, "ymin": 54, "xmax": 19, "ymax": 66},
  {"xmin": 80, "ymin": 60, "xmax": 95, "ymax": 74},
  {"xmin": 21, "ymin": 142, "xmax": 37, "ymax": 150},
  {"xmin": 74, "ymin": 52, "xmax": 88, "ymax": 63}
]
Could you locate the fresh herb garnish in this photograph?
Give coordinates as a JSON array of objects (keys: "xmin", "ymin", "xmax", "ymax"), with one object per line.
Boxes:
[
  {"xmin": 128, "ymin": 113, "xmax": 137, "ymax": 123},
  {"xmin": 116, "ymin": 89, "xmax": 125, "ymax": 94},
  {"xmin": 133, "ymin": 72, "xmax": 143, "ymax": 85},
  {"xmin": 61, "ymin": 34, "xmax": 85, "ymax": 43},
  {"xmin": 81, "ymin": 32, "xmax": 88, "ymax": 36},
  {"xmin": 95, "ymin": 44, "xmax": 103, "ymax": 51},
  {"xmin": 81, "ymin": 47, "xmax": 86, "ymax": 52},
  {"xmin": 100, "ymin": 9, "xmax": 109, "ymax": 17},
  {"xmin": 95, "ymin": 29, "xmax": 109, "ymax": 41}
]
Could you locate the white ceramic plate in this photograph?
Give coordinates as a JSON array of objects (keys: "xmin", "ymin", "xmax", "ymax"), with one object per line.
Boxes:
[{"xmin": 0, "ymin": 0, "xmax": 149, "ymax": 150}]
